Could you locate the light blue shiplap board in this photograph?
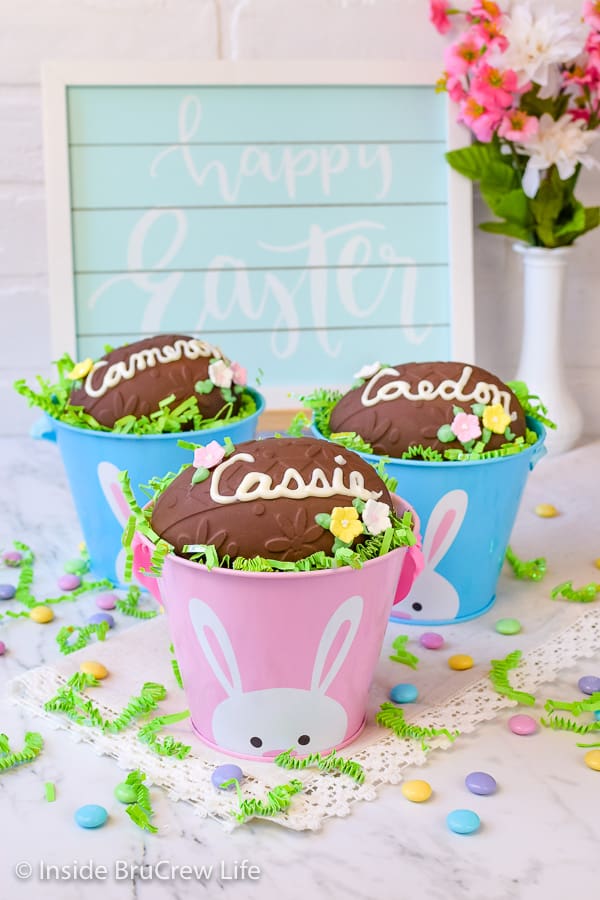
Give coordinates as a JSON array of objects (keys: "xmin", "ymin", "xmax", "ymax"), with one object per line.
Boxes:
[
  {"xmin": 66, "ymin": 82, "xmax": 454, "ymax": 392},
  {"xmin": 69, "ymin": 143, "xmax": 447, "ymax": 208},
  {"xmin": 78, "ymin": 326, "xmax": 451, "ymax": 386},
  {"xmin": 75, "ymin": 266, "xmax": 450, "ymax": 336},
  {"xmin": 67, "ymin": 86, "xmax": 446, "ymax": 144},
  {"xmin": 72, "ymin": 206, "xmax": 449, "ymax": 272}
]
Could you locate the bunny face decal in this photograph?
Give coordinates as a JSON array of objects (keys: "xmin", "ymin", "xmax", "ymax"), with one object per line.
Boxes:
[
  {"xmin": 188, "ymin": 594, "xmax": 364, "ymax": 756},
  {"xmin": 393, "ymin": 489, "xmax": 468, "ymax": 622}
]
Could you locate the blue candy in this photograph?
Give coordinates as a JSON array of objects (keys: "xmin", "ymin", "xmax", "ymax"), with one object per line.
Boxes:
[
  {"xmin": 0, "ymin": 584, "xmax": 16, "ymax": 601},
  {"xmin": 578, "ymin": 675, "xmax": 600, "ymax": 696},
  {"xmin": 87, "ymin": 612, "xmax": 115, "ymax": 629},
  {"xmin": 594, "ymin": 710, "xmax": 600, "ymax": 722},
  {"xmin": 211, "ymin": 764, "xmax": 244, "ymax": 790},
  {"xmin": 447, "ymin": 809, "xmax": 481, "ymax": 835},
  {"xmin": 75, "ymin": 804, "xmax": 108, "ymax": 829},
  {"xmin": 389, "ymin": 683, "xmax": 419, "ymax": 704}
]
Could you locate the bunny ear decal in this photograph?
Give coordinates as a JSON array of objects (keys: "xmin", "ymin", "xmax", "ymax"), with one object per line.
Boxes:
[
  {"xmin": 97, "ymin": 461, "xmax": 131, "ymax": 582},
  {"xmin": 188, "ymin": 599, "xmax": 243, "ymax": 698},
  {"xmin": 422, "ymin": 489, "xmax": 468, "ymax": 568},
  {"xmin": 311, "ymin": 594, "xmax": 363, "ymax": 695}
]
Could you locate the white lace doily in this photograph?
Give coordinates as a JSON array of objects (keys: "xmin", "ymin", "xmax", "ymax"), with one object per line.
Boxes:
[{"xmin": 8, "ymin": 595, "xmax": 600, "ymax": 832}]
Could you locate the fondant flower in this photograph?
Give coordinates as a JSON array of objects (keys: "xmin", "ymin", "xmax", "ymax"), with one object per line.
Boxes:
[
  {"xmin": 66, "ymin": 358, "xmax": 93, "ymax": 381},
  {"xmin": 482, "ymin": 403, "xmax": 512, "ymax": 434},
  {"xmin": 354, "ymin": 361, "xmax": 382, "ymax": 380},
  {"xmin": 193, "ymin": 440, "xmax": 225, "ymax": 470},
  {"xmin": 330, "ymin": 507, "xmax": 363, "ymax": 544},
  {"xmin": 230, "ymin": 362, "xmax": 247, "ymax": 386},
  {"xmin": 208, "ymin": 359, "xmax": 234, "ymax": 389},
  {"xmin": 362, "ymin": 499, "xmax": 392, "ymax": 536},
  {"xmin": 450, "ymin": 412, "xmax": 482, "ymax": 443}
]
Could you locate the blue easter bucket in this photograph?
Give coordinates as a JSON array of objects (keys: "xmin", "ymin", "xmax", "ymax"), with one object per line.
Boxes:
[
  {"xmin": 35, "ymin": 388, "xmax": 265, "ymax": 584},
  {"xmin": 312, "ymin": 418, "xmax": 546, "ymax": 625}
]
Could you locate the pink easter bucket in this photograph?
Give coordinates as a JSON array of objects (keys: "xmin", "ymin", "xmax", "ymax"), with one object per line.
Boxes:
[{"xmin": 133, "ymin": 496, "xmax": 422, "ymax": 761}]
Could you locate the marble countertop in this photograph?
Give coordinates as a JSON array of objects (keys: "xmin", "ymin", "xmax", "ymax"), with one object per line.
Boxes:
[{"xmin": 1, "ymin": 435, "xmax": 599, "ymax": 900}]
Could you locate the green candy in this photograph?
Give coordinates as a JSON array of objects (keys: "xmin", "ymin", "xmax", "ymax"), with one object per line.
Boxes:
[
  {"xmin": 64, "ymin": 558, "xmax": 89, "ymax": 575},
  {"xmin": 114, "ymin": 782, "xmax": 138, "ymax": 804},
  {"xmin": 495, "ymin": 617, "xmax": 522, "ymax": 635}
]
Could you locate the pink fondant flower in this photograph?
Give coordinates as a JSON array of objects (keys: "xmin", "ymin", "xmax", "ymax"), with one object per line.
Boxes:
[
  {"xmin": 498, "ymin": 108, "xmax": 539, "ymax": 141},
  {"xmin": 193, "ymin": 440, "xmax": 225, "ymax": 470},
  {"xmin": 208, "ymin": 359, "xmax": 234, "ymax": 388},
  {"xmin": 450, "ymin": 412, "xmax": 482, "ymax": 443},
  {"xmin": 430, "ymin": 0, "xmax": 453, "ymax": 35},
  {"xmin": 230, "ymin": 362, "xmax": 247, "ymax": 386},
  {"xmin": 362, "ymin": 499, "xmax": 392, "ymax": 536}
]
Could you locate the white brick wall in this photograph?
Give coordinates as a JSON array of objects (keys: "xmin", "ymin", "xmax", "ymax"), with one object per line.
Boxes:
[{"xmin": 1, "ymin": 0, "xmax": 599, "ymax": 436}]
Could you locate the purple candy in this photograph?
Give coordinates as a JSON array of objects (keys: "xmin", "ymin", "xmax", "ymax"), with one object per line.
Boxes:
[
  {"xmin": 87, "ymin": 612, "xmax": 115, "ymax": 628},
  {"xmin": 509, "ymin": 714, "xmax": 538, "ymax": 735},
  {"xmin": 211, "ymin": 764, "xmax": 244, "ymax": 790},
  {"xmin": 578, "ymin": 675, "xmax": 600, "ymax": 695},
  {"xmin": 0, "ymin": 641, "xmax": 6, "ymax": 656},
  {"xmin": 58, "ymin": 574, "xmax": 81, "ymax": 592},
  {"xmin": 95, "ymin": 593, "xmax": 118, "ymax": 611},
  {"xmin": 2, "ymin": 551, "xmax": 22, "ymax": 566},
  {"xmin": 465, "ymin": 771, "xmax": 497, "ymax": 796},
  {"xmin": 419, "ymin": 631, "xmax": 445, "ymax": 650},
  {"xmin": 0, "ymin": 584, "xmax": 16, "ymax": 601}
]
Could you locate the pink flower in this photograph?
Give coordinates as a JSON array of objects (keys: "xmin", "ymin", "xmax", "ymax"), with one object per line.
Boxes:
[
  {"xmin": 472, "ymin": 18, "xmax": 509, "ymax": 52},
  {"xmin": 459, "ymin": 95, "xmax": 503, "ymax": 141},
  {"xmin": 193, "ymin": 440, "xmax": 225, "ymax": 470},
  {"xmin": 446, "ymin": 72, "xmax": 468, "ymax": 101},
  {"xmin": 470, "ymin": 0, "xmax": 502, "ymax": 20},
  {"xmin": 471, "ymin": 64, "xmax": 518, "ymax": 108},
  {"xmin": 498, "ymin": 108, "xmax": 539, "ymax": 141},
  {"xmin": 430, "ymin": 0, "xmax": 453, "ymax": 35},
  {"xmin": 208, "ymin": 359, "xmax": 233, "ymax": 388},
  {"xmin": 583, "ymin": 0, "xmax": 600, "ymax": 31},
  {"xmin": 230, "ymin": 362, "xmax": 247, "ymax": 386},
  {"xmin": 450, "ymin": 412, "xmax": 482, "ymax": 443},
  {"xmin": 444, "ymin": 32, "xmax": 485, "ymax": 77}
]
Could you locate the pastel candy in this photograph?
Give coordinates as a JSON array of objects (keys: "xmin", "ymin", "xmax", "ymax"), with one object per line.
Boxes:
[
  {"xmin": 0, "ymin": 641, "xmax": 6, "ymax": 656},
  {"xmin": 448, "ymin": 654, "xmax": 473, "ymax": 671},
  {"xmin": 534, "ymin": 503, "xmax": 559, "ymax": 518},
  {"xmin": 447, "ymin": 809, "xmax": 481, "ymax": 835},
  {"xmin": 401, "ymin": 780, "xmax": 432, "ymax": 802},
  {"xmin": 2, "ymin": 551, "xmax": 22, "ymax": 566},
  {"xmin": 64, "ymin": 558, "xmax": 89, "ymax": 575},
  {"xmin": 0, "ymin": 584, "xmax": 16, "ymax": 601},
  {"xmin": 75, "ymin": 804, "xmax": 108, "ymax": 829},
  {"xmin": 211, "ymin": 764, "xmax": 244, "ymax": 790},
  {"xmin": 584, "ymin": 750, "xmax": 600, "ymax": 771},
  {"xmin": 29, "ymin": 605, "xmax": 54, "ymax": 624},
  {"xmin": 495, "ymin": 618, "xmax": 521, "ymax": 635},
  {"xmin": 578, "ymin": 675, "xmax": 600, "ymax": 695},
  {"xmin": 419, "ymin": 632, "xmax": 444, "ymax": 650},
  {"xmin": 509, "ymin": 714, "xmax": 537, "ymax": 735},
  {"xmin": 95, "ymin": 593, "xmax": 118, "ymax": 610},
  {"xmin": 465, "ymin": 771, "xmax": 497, "ymax": 795},
  {"xmin": 390, "ymin": 683, "xmax": 419, "ymax": 703},
  {"xmin": 114, "ymin": 782, "xmax": 138, "ymax": 804},
  {"xmin": 58, "ymin": 574, "xmax": 81, "ymax": 591},
  {"xmin": 80, "ymin": 661, "xmax": 109, "ymax": 680},
  {"xmin": 87, "ymin": 612, "xmax": 115, "ymax": 628}
]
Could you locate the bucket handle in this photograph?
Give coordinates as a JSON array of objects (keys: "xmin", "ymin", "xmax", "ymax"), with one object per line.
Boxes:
[
  {"xmin": 529, "ymin": 440, "xmax": 547, "ymax": 471},
  {"xmin": 132, "ymin": 533, "xmax": 163, "ymax": 605},
  {"xmin": 31, "ymin": 416, "xmax": 56, "ymax": 442}
]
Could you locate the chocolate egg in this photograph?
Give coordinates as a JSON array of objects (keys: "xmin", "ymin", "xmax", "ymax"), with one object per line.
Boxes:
[
  {"xmin": 69, "ymin": 334, "xmax": 243, "ymax": 429},
  {"xmin": 329, "ymin": 361, "xmax": 527, "ymax": 457},
  {"xmin": 151, "ymin": 437, "xmax": 393, "ymax": 563}
]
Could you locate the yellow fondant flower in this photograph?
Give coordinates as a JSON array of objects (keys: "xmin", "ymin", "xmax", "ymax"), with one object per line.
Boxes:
[
  {"xmin": 330, "ymin": 507, "xmax": 363, "ymax": 544},
  {"xmin": 482, "ymin": 403, "xmax": 512, "ymax": 435},
  {"xmin": 67, "ymin": 358, "xmax": 93, "ymax": 381}
]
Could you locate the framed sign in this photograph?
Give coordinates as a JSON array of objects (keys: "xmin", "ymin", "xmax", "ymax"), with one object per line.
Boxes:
[{"xmin": 43, "ymin": 61, "xmax": 473, "ymax": 407}]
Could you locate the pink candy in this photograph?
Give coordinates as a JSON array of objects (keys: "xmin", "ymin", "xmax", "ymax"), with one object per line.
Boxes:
[
  {"xmin": 419, "ymin": 631, "xmax": 445, "ymax": 650},
  {"xmin": 95, "ymin": 593, "xmax": 118, "ymax": 610},
  {"xmin": 509, "ymin": 714, "xmax": 538, "ymax": 736},
  {"xmin": 57, "ymin": 574, "xmax": 81, "ymax": 592},
  {"xmin": 0, "ymin": 641, "xmax": 6, "ymax": 656}
]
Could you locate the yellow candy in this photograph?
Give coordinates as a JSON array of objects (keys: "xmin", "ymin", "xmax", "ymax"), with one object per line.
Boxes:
[
  {"xmin": 448, "ymin": 654, "xmax": 474, "ymax": 671},
  {"xmin": 584, "ymin": 750, "xmax": 600, "ymax": 771},
  {"xmin": 80, "ymin": 661, "xmax": 109, "ymax": 680},
  {"xmin": 29, "ymin": 605, "xmax": 54, "ymax": 624},
  {"xmin": 401, "ymin": 780, "xmax": 432, "ymax": 803},
  {"xmin": 534, "ymin": 503, "xmax": 559, "ymax": 518},
  {"xmin": 594, "ymin": 559, "xmax": 600, "ymax": 570}
]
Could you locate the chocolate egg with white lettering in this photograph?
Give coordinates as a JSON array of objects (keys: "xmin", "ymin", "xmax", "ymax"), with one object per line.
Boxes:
[
  {"xmin": 329, "ymin": 361, "xmax": 527, "ymax": 457},
  {"xmin": 69, "ymin": 334, "xmax": 245, "ymax": 429},
  {"xmin": 150, "ymin": 437, "xmax": 392, "ymax": 562}
]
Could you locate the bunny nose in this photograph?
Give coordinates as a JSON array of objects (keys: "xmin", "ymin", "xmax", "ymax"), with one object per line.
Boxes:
[{"xmin": 262, "ymin": 749, "xmax": 286, "ymax": 758}]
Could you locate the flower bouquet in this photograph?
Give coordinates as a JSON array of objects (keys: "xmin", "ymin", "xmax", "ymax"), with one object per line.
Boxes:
[{"xmin": 430, "ymin": 0, "xmax": 600, "ymax": 247}]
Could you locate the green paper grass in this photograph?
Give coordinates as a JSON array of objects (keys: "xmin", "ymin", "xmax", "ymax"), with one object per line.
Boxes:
[
  {"xmin": 488, "ymin": 650, "xmax": 536, "ymax": 706},
  {"xmin": 0, "ymin": 731, "xmax": 43, "ymax": 772},
  {"xmin": 122, "ymin": 770, "xmax": 158, "ymax": 833},
  {"xmin": 402, "ymin": 445, "xmax": 444, "ymax": 461},
  {"xmin": 137, "ymin": 710, "xmax": 191, "ymax": 759},
  {"xmin": 375, "ymin": 703, "xmax": 458, "ymax": 750},
  {"xmin": 507, "ymin": 381, "xmax": 557, "ymax": 431},
  {"xmin": 14, "ymin": 542, "xmax": 36, "ymax": 608},
  {"xmin": 45, "ymin": 782, "xmax": 56, "ymax": 802},
  {"xmin": 505, "ymin": 546, "xmax": 547, "ymax": 582},
  {"xmin": 116, "ymin": 585, "xmax": 158, "ymax": 619},
  {"xmin": 544, "ymin": 693, "xmax": 600, "ymax": 716},
  {"xmin": 274, "ymin": 748, "xmax": 364, "ymax": 784},
  {"xmin": 45, "ymin": 673, "xmax": 167, "ymax": 734},
  {"xmin": 541, "ymin": 715, "xmax": 600, "ymax": 735},
  {"xmin": 223, "ymin": 778, "xmax": 304, "ymax": 824},
  {"xmin": 46, "ymin": 579, "xmax": 114, "ymax": 605},
  {"xmin": 56, "ymin": 621, "xmax": 109, "ymax": 655},
  {"xmin": 169, "ymin": 643, "xmax": 184, "ymax": 689},
  {"xmin": 389, "ymin": 634, "xmax": 419, "ymax": 670},
  {"xmin": 551, "ymin": 580, "xmax": 600, "ymax": 603}
]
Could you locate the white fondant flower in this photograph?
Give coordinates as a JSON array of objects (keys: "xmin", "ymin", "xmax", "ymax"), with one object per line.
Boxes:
[
  {"xmin": 193, "ymin": 441, "xmax": 225, "ymax": 469},
  {"xmin": 362, "ymin": 498, "xmax": 392, "ymax": 536},
  {"xmin": 516, "ymin": 114, "xmax": 600, "ymax": 198},
  {"xmin": 208, "ymin": 359, "xmax": 234, "ymax": 388},
  {"xmin": 354, "ymin": 361, "xmax": 382, "ymax": 380}
]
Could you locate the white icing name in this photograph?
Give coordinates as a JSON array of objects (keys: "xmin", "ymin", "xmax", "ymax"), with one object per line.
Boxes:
[
  {"xmin": 84, "ymin": 338, "xmax": 222, "ymax": 399},
  {"xmin": 361, "ymin": 365, "xmax": 515, "ymax": 417},
  {"xmin": 209, "ymin": 452, "xmax": 382, "ymax": 506}
]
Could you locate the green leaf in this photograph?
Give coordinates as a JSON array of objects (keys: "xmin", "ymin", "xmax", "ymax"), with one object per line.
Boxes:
[
  {"xmin": 583, "ymin": 206, "xmax": 600, "ymax": 234},
  {"xmin": 194, "ymin": 379, "xmax": 214, "ymax": 395},
  {"xmin": 437, "ymin": 424, "xmax": 455, "ymax": 443},
  {"xmin": 480, "ymin": 161, "xmax": 519, "ymax": 194},
  {"xmin": 191, "ymin": 467, "xmax": 209, "ymax": 485},
  {"xmin": 520, "ymin": 85, "xmax": 569, "ymax": 120},
  {"xmin": 445, "ymin": 143, "xmax": 503, "ymax": 182},
  {"xmin": 315, "ymin": 513, "xmax": 332, "ymax": 529},
  {"xmin": 479, "ymin": 221, "xmax": 534, "ymax": 242},
  {"xmin": 482, "ymin": 188, "xmax": 532, "ymax": 226},
  {"xmin": 554, "ymin": 202, "xmax": 586, "ymax": 240},
  {"xmin": 471, "ymin": 403, "xmax": 485, "ymax": 417}
]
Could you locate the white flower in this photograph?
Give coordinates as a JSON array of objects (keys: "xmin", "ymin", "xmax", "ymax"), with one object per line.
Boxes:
[
  {"xmin": 516, "ymin": 114, "xmax": 600, "ymax": 198},
  {"xmin": 208, "ymin": 359, "xmax": 233, "ymax": 388},
  {"xmin": 354, "ymin": 361, "xmax": 382, "ymax": 380},
  {"xmin": 492, "ymin": 2, "xmax": 587, "ymax": 95},
  {"xmin": 362, "ymin": 499, "xmax": 392, "ymax": 536}
]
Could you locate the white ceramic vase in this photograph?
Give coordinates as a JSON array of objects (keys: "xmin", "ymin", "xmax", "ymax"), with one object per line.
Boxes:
[{"xmin": 513, "ymin": 243, "xmax": 583, "ymax": 456}]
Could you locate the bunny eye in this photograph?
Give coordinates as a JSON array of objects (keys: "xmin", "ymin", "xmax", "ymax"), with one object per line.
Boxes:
[
  {"xmin": 250, "ymin": 736, "xmax": 263, "ymax": 748},
  {"xmin": 412, "ymin": 602, "xmax": 423, "ymax": 612},
  {"xmin": 297, "ymin": 734, "xmax": 310, "ymax": 746}
]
